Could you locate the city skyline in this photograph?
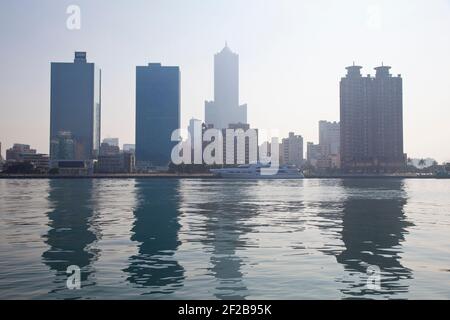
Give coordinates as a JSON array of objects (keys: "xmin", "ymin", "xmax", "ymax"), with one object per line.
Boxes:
[
  {"xmin": 0, "ymin": 50, "xmax": 438, "ymax": 169},
  {"xmin": 1, "ymin": 1, "xmax": 450, "ymax": 304},
  {"xmin": 1, "ymin": 0, "xmax": 450, "ymax": 162}
]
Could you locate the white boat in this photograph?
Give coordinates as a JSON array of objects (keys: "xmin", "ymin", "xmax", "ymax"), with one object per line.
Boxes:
[{"xmin": 210, "ymin": 164, "xmax": 304, "ymax": 179}]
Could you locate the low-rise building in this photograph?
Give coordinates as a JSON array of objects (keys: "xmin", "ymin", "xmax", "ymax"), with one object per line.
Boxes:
[
  {"xmin": 6, "ymin": 144, "xmax": 37, "ymax": 161},
  {"xmin": 19, "ymin": 153, "xmax": 50, "ymax": 173},
  {"xmin": 4, "ymin": 144, "xmax": 49, "ymax": 173},
  {"xmin": 97, "ymin": 152, "xmax": 135, "ymax": 174},
  {"xmin": 99, "ymin": 142, "xmax": 120, "ymax": 156},
  {"xmin": 123, "ymin": 144, "xmax": 135, "ymax": 153},
  {"xmin": 102, "ymin": 138, "xmax": 119, "ymax": 147},
  {"xmin": 281, "ymin": 132, "xmax": 303, "ymax": 167},
  {"xmin": 50, "ymin": 160, "xmax": 94, "ymax": 176},
  {"xmin": 307, "ymin": 142, "xmax": 325, "ymax": 167}
]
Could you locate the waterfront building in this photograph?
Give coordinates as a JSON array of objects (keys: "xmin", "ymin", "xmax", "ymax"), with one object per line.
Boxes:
[
  {"xmin": 123, "ymin": 144, "xmax": 135, "ymax": 153},
  {"xmin": 122, "ymin": 152, "xmax": 136, "ymax": 173},
  {"xmin": 281, "ymin": 132, "xmax": 303, "ymax": 167},
  {"xmin": 103, "ymin": 138, "xmax": 119, "ymax": 147},
  {"xmin": 99, "ymin": 142, "xmax": 120, "ymax": 156},
  {"xmin": 50, "ymin": 52, "xmax": 101, "ymax": 160},
  {"xmin": 306, "ymin": 142, "xmax": 322, "ymax": 167},
  {"xmin": 4, "ymin": 144, "xmax": 48, "ymax": 173},
  {"xmin": 372, "ymin": 66, "xmax": 404, "ymax": 171},
  {"xmin": 306, "ymin": 120, "xmax": 342, "ymax": 170},
  {"xmin": 205, "ymin": 44, "xmax": 247, "ymax": 129},
  {"xmin": 135, "ymin": 62, "xmax": 180, "ymax": 170},
  {"xmin": 18, "ymin": 153, "xmax": 50, "ymax": 173},
  {"xmin": 319, "ymin": 121, "xmax": 340, "ymax": 157},
  {"xmin": 97, "ymin": 152, "xmax": 135, "ymax": 174},
  {"xmin": 260, "ymin": 141, "xmax": 272, "ymax": 158},
  {"xmin": 97, "ymin": 141, "xmax": 135, "ymax": 173},
  {"xmin": 6, "ymin": 144, "xmax": 37, "ymax": 161},
  {"xmin": 50, "ymin": 160, "xmax": 94, "ymax": 176},
  {"xmin": 222, "ymin": 123, "xmax": 258, "ymax": 165},
  {"xmin": 340, "ymin": 64, "xmax": 404, "ymax": 173}
]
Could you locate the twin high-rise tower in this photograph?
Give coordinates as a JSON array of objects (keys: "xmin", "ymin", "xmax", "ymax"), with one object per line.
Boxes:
[
  {"xmin": 340, "ymin": 64, "xmax": 404, "ymax": 173},
  {"xmin": 49, "ymin": 53, "xmax": 180, "ymax": 168}
]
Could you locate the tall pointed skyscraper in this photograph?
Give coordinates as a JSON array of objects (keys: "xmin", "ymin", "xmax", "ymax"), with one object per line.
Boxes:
[{"xmin": 205, "ymin": 43, "xmax": 247, "ymax": 129}]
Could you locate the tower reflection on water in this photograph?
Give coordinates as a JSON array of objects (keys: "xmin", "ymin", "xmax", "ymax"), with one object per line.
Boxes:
[
  {"xmin": 124, "ymin": 180, "xmax": 185, "ymax": 294},
  {"xmin": 335, "ymin": 179, "xmax": 414, "ymax": 297},
  {"xmin": 39, "ymin": 178, "xmax": 416, "ymax": 299},
  {"xmin": 188, "ymin": 182, "xmax": 259, "ymax": 300},
  {"xmin": 42, "ymin": 180, "xmax": 100, "ymax": 295}
]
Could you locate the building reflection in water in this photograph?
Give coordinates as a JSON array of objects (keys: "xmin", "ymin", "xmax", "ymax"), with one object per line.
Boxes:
[
  {"xmin": 124, "ymin": 180, "xmax": 185, "ymax": 295},
  {"xmin": 336, "ymin": 179, "xmax": 414, "ymax": 298},
  {"xmin": 42, "ymin": 179, "xmax": 100, "ymax": 293},
  {"xmin": 180, "ymin": 180, "xmax": 260, "ymax": 300}
]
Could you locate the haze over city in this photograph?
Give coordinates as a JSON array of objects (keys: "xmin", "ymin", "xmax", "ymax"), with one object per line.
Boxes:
[
  {"xmin": 2, "ymin": 1, "xmax": 450, "ymax": 305},
  {"xmin": 1, "ymin": 0, "xmax": 450, "ymax": 162}
]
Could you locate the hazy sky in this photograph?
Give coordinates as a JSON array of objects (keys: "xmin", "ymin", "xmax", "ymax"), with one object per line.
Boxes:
[{"xmin": 1, "ymin": 0, "xmax": 449, "ymax": 162}]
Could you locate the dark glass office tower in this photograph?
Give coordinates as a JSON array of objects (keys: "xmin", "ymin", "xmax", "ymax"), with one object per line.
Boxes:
[
  {"xmin": 135, "ymin": 63, "xmax": 180, "ymax": 169},
  {"xmin": 50, "ymin": 52, "xmax": 101, "ymax": 160},
  {"xmin": 340, "ymin": 64, "xmax": 404, "ymax": 173}
]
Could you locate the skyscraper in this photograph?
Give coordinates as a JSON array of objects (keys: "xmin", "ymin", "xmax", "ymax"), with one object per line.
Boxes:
[
  {"xmin": 340, "ymin": 64, "xmax": 404, "ymax": 173},
  {"xmin": 50, "ymin": 52, "xmax": 101, "ymax": 160},
  {"xmin": 135, "ymin": 63, "xmax": 180, "ymax": 169},
  {"xmin": 372, "ymin": 66, "xmax": 404, "ymax": 169},
  {"xmin": 205, "ymin": 43, "xmax": 247, "ymax": 129}
]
